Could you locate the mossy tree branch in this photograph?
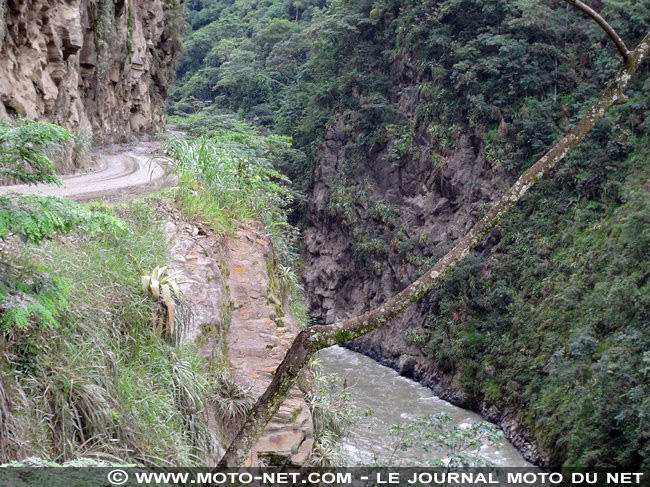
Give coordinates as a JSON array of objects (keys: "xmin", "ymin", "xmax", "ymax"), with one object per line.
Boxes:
[
  {"xmin": 563, "ymin": 0, "xmax": 630, "ymax": 64},
  {"xmin": 217, "ymin": 20, "xmax": 650, "ymax": 469}
]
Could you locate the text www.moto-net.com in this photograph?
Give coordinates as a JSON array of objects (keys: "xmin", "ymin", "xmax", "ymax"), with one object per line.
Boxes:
[{"xmin": 108, "ymin": 470, "xmax": 354, "ymax": 485}]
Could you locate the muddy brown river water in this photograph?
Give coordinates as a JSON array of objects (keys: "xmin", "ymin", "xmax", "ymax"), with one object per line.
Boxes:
[{"xmin": 319, "ymin": 346, "xmax": 531, "ymax": 467}]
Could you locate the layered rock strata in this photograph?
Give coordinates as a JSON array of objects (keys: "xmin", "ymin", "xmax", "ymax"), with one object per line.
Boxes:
[
  {"xmin": 0, "ymin": 0, "xmax": 180, "ymax": 142},
  {"xmin": 167, "ymin": 219, "xmax": 314, "ymax": 466},
  {"xmin": 225, "ymin": 226, "xmax": 314, "ymax": 466}
]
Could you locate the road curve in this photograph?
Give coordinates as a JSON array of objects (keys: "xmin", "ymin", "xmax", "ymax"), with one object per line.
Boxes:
[{"xmin": 0, "ymin": 141, "xmax": 168, "ymax": 203}]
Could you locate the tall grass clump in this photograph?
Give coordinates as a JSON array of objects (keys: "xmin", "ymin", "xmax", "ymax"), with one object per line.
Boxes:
[
  {"xmin": 0, "ymin": 201, "xmax": 218, "ymax": 465},
  {"xmin": 166, "ymin": 111, "xmax": 303, "ymax": 257},
  {"xmin": 208, "ymin": 374, "xmax": 255, "ymax": 444},
  {"xmin": 162, "ymin": 136, "xmax": 296, "ymax": 252}
]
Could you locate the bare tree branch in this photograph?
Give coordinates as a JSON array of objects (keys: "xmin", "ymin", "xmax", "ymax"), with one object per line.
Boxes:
[
  {"xmin": 217, "ymin": 26, "xmax": 650, "ymax": 469},
  {"xmin": 564, "ymin": 0, "xmax": 630, "ymax": 64}
]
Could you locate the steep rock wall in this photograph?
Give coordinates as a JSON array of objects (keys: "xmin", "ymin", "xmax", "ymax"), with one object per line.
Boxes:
[
  {"xmin": 0, "ymin": 0, "xmax": 181, "ymax": 142},
  {"xmin": 166, "ymin": 218, "xmax": 314, "ymax": 466},
  {"xmin": 303, "ymin": 82, "xmax": 551, "ymax": 465}
]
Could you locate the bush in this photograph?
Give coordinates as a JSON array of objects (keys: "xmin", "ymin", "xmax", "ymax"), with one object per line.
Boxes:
[{"xmin": 0, "ymin": 119, "xmax": 70, "ymax": 186}]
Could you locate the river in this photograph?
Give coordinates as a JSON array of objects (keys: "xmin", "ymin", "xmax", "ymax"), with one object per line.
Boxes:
[{"xmin": 318, "ymin": 346, "xmax": 530, "ymax": 467}]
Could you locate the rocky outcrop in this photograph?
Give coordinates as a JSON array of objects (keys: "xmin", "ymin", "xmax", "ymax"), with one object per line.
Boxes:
[
  {"xmin": 305, "ymin": 119, "xmax": 507, "ymax": 325},
  {"xmin": 225, "ymin": 226, "xmax": 314, "ymax": 467},
  {"xmin": 0, "ymin": 0, "xmax": 181, "ymax": 143},
  {"xmin": 303, "ymin": 83, "xmax": 550, "ymax": 465},
  {"xmin": 166, "ymin": 217, "xmax": 226, "ymax": 465},
  {"xmin": 166, "ymin": 218, "xmax": 314, "ymax": 466}
]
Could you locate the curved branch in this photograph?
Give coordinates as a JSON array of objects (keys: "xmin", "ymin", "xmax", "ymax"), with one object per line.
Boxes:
[
  {"xmin": 217, "ymin": 32, "xmax": 650, "ymax": 468},
  {"xmin": 564, "ymin": 0, "xmax": 630, "ymax": 64}
]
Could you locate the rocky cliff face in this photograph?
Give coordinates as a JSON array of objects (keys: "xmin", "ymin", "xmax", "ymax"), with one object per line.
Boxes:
[
  {"xmin": 303, "ymin": 80, "xmax": 550, "ymax": 464},
  {"xmin": 166, "ymin": 218, "xmax": 314, "ymax": 466},
  {"xmin": 0, "ymin": 0, "xmax": 181, "ymax": 143}
]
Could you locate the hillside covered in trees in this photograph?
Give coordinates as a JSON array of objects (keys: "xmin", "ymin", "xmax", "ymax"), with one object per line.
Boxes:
[{"xmin": 173, "ymin": 0, "xmax": 650, "ymax": 468}]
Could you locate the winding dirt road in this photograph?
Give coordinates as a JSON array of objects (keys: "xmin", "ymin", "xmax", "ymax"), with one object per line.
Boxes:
[{"xmin": 0, "ymin": 141, "xmax": 168, "ymax": 203}]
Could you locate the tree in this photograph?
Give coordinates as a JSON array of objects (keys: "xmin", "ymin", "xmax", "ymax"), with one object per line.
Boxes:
[
  {"xmin": 256, "ymin": 19, "xmax": 301, "ymax": 56},
  {"xmin": 218, "ymin": 1, "xmax": 650, "ymax": 467}
]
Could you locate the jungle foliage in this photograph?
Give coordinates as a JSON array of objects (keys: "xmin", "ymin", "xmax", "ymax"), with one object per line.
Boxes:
[
  {"xmin": 174, "ymin": 0, "xmax": 650, "ymax": 469},
  {"xmin": 171, "ymin": 0, "xmax": 325, "ymax": 121},
  {"xmin": 417, "ymin": 149, "xmax": 650, "ymax": 468},
  {"xmin": 174, "ymin": 0, "xmax": 649, "ymax": 183}
]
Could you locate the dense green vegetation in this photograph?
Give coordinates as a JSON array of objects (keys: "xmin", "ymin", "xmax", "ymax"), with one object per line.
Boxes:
[
  {"xmin": 0, "ymin": 119, "xmax": 72, "ymax": 186},
  {"xmin": 175, "ymin": 0, "xmax": 648, "ymax": 183},
  {"xmin": 0, "ymin": 120, "xmax": 124, "ymax": 340},
  {"xmin": 419, "ymin": 169, "xmax": 650, "ymax": 467},
  {"xmin": 174, "ymin": 0, "xmax": 649, "ymax": 468},
  {"xmin": 0, "ymin": 118, "xmax": 220, "ymax": 465},
  {"xmin": 1, "ymin": 202, "xmax": 218, "ymax": 464},
  {"xmin": 171, "ymin": 0, "xmax": 325, "ymax": 120},
  {"xmin": 170, "ymin": 0, "xmax": 327, "ymax": 189},
  {"xmin": 0, "ymin": 195, "xmax": 124, "ymax": 244},
  {"xmin": 166, "ymin": 111, "xmax": 300, "ymax": 247}
]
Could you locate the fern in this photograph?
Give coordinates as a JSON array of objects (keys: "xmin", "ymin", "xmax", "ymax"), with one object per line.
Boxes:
[
  {"xmin": 0, "ymin": 270, "xmax": 70, "ymax": 332},
  {"xmin": 0, "ymin": 194, "xmax": 126, "ymax": 243},
  {"xmin": 0, "ymin": 118, "xmax": 124, "ymax": 243},
  {"xmin": 0, "ymin": 118, "xmax": 71, "ymax": 186}
]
